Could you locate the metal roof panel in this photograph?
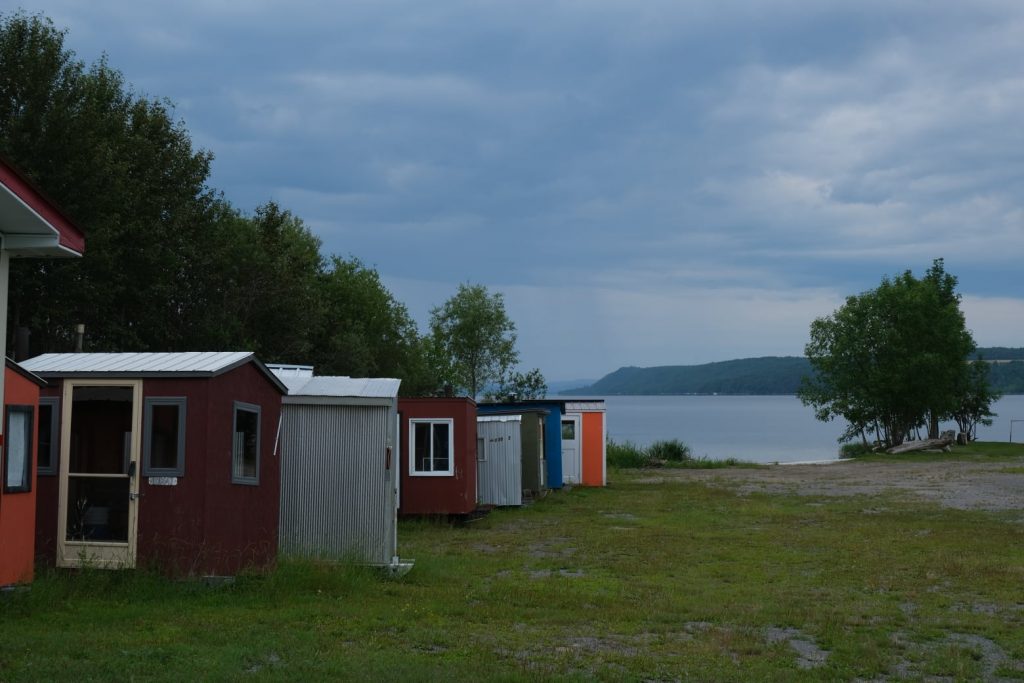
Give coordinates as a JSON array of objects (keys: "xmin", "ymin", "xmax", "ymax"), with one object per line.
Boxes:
[
  {"xmin": 283, "ymin": 376, "xmax": 400, "ymax": 399},
  {"xmin": 22, "ymin": 351, "xmax": 255, "ymax": 374}
]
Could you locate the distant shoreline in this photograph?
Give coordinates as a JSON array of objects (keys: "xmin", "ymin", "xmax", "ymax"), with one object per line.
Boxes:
[{"xmin": 563, "ymin": 350, "xmax": 1024, "ymax": 396}]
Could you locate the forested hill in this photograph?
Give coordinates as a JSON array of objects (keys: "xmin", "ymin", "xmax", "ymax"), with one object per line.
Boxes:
[
  {"xmin": 562, "ymin": 348, "xmax": 1024, "ymax": 395},
  {"xmin": 562, "ymin": 357, "xmax": 813, "ymax": 395}
]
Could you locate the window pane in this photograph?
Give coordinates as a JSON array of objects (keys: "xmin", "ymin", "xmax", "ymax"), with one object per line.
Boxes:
[
  {"xmin": 69, "ymin": 386, "xmax": 132, "ymax": 475},
  {"xmin": 66, "ymin": 475, "xmax": 129, "ymax": 541},
  {"xmin": 477, "ymin": 436, "xmax": 485, "ymax": 462},
  {"xmin": 561, "ymin": 420, "xmax": 575, "ymax": 440},
  {"xmin": 150, "ymin": 404, "xmax": 180, "ymax": 470},
  {"xmin": 233, "ymin": 408, "xmax": 259, "ymax": 481},
  {"xmin": 38, "ymin": 402, "xmax": 54, "ymax": 471},
  {"xmin": 432, "ymin": 423, "xmax": 450, "ymax": 472},
  {"xmin": 414, "ymin": 422, "xmax": 431, "ymax": 471},
  {"xmin": 5, "ymin": 408, "xmax": 31, "ymax": 490}
]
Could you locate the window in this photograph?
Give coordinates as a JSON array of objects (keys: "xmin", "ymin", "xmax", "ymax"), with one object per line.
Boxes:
[
  {"xmin": 143, "ymin": 397, "xmax": 186, "ymax": 477},
  {"xmin": 561, "ymin": 420, "xmax": 576, "ymax": 440},
  {"xmin": 409, "ymin": 418, "xmax": 453, "ymax": 476},
  {"xmin": 4, "ymin": 405, "xmax": 34, "ymax": 493},
  {"xmin": 37, "ymin": 397, "xmax": 59, "ymax": 475},
  {"xmin": 477, "ymin": 436, "xmax": 486, "ymax": 462},
  {"xmin": 232, "ymin": 402, "xmax": 261, "ymax": 485}
]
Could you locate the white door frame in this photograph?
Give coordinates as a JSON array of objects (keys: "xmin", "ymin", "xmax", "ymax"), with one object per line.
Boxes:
[
  {"xmin": 57, "ymin": 379, "xmax": 142, "ymax": 569},
  {"xmin": 561, "ymin": 413, "xmax": 582, "ymax": 485}
]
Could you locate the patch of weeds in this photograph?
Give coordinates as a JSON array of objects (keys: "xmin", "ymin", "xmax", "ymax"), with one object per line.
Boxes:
[
  {"xmin": 607, "ymin": 439, "xmax": 651, "ymax": 468},
  {"xmin": 839, "ymin": 443, "xmax": 875, "ymax": 458},
  {"xmin": 608, "ymin": 438, "xmax": 760, "ymax": 469},
  {"xmin": 648, "ymin": 439, "xmax": 691, "ymax": 463}
]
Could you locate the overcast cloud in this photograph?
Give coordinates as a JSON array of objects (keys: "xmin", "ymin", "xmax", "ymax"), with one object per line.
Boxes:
[{"xmin": 14, "ymin": 1, "xmax": 1024, "ymax": 379}]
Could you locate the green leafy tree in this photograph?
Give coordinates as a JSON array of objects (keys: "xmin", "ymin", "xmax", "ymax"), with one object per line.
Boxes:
[
  {"xmin": 951, "ymin": 360, "xmax": 999, "ymax": 440},
  {"xmin": 0, "ymin": 11, "xmax": 219, "ymax": 352},
  {"xmin": 428, "ymin": 284, "xmax": 518, "ymax": 397},
  {"xmin": 799, "ymin": 260, "xmax": 985, "ymax": 448},
  {"xmin": 311, "ymin": 255, "xmax": 431, "ymax": 394},
  {"xmin": 0, "ymin": 11, "xmax": 432, "ymax": 397},
  {"xmin": 486, "ymin": 368, "xmax": 548, "ymax": 401}
]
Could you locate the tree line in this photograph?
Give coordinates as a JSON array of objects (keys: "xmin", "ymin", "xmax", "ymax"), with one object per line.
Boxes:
[{"xmin": 0, "ymin": 12, "xmax": 543, "ymax": 399}]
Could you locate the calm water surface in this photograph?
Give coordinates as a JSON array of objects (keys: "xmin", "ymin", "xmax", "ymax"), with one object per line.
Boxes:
[{"xmin": 601, "ymin": 395, "xmax": 1024, "ymax": 464}]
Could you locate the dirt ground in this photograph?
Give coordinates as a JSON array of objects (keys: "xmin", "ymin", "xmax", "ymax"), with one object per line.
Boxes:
[{"xmin": 635, "ymin": 459, "xmax": 1024, "ymax": 512}]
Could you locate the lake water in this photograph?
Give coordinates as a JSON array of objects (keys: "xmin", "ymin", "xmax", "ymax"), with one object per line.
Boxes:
[{"xmin": 601, "ymin": 394, "xmax": 1024, "ymax": 464}]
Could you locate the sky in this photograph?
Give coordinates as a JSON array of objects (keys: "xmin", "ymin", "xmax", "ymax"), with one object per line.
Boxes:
[{"xmin": 13, "ymin": 1, "xmax": 1024, "ymax": 380}]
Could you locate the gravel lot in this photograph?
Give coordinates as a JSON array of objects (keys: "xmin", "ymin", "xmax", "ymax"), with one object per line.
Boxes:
[{"xmin": 636, "ymin": 458, "xmax": 1024, "ymax": 512}]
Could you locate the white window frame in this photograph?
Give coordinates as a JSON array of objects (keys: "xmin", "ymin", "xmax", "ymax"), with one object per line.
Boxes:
[
  {"xmin": 142, "ymin": 397, "xmax": 187, "ymax": 477},
  {"xmin": 37, "ymin": 396, "xmax": 60, "ymax": 475},
  {"xmin": 232, "ymin": 401, "xmax": 261, "ymax": 485},
  {"xmin": 409, "ymin": 418, "xmax": 454, "ymax": 477},
  {"xmin": 4, "ymin": 405, "xmax": 34, "ymax": 493}
]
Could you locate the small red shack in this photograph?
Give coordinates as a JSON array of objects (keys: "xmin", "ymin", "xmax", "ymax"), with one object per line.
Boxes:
[
  {"xmin": 0, "ymin": 360, "xmax": 45, "ymax": 586},
  {"xmin": 24, "ymin": 352, "xmax": 286, "ymax": 576},
  {"xmin": 397, "ymin": 397, "xmax": 478, "ymax": 516}
]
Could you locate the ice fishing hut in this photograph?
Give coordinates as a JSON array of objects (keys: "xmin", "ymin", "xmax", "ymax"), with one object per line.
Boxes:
[
  {"xmin": 23, "ymin": 352, "xmax": 286, "ymax": 575},
  {"xmin": 397, "ymin": 397, "xmax": 478, "ymax": 516},
  {"xmin": 476, "ymin": 405, "xmax": 549, "ymax": 499},
  {"xmin": 270, "ymin": 365, "xmax": 409, "ymax": 571},
  {"xmin": 559, "ymin": 400, "xmax": 607, "ymax": 486},
  {"xmin": 0, "ymin": 156, "xmax": 86, "ymax": 585},
  {"xmin": 0, "ymin": 360, "xmax": 45, "ymax": 586},
  {"xmin": 479, "ymin": 401, "xmax": 563, "ymax": 490},
  {"xmin": 476, "ymin": 415, "xmax": 523, "ymax": 507}
]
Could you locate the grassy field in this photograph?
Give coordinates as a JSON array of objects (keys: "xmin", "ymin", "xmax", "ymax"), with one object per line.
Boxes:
[{"xmin": 3, "ymin": 447, "xmax": 1024, "ymax": 681}]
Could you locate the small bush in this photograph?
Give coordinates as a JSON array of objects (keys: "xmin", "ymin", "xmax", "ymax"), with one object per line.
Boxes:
[
  {"xmin": 839, "ymin": 443, "xmax": 874, "ymax": 459},
  {"xmin": 648, "ymin": 439, "xmax": 692, "ymax": 462},
  {"xmin": 607, "ymin": 439, "xmax": 651, "ymax": 468}
]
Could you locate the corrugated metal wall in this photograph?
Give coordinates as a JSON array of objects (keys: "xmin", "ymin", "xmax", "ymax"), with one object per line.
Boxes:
[
  {"xmin": 278, "ymin": 403, "xmax": 396, "ymax": 564},
  {"xmin": 476, "ymin": 420, "xmax": 522, "ymax": 507}
]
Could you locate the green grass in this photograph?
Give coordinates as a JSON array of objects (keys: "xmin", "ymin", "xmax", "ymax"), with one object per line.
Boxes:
[{"xmin": 4, "ymin": 445, "xmax": 1024, "ymax": 680}]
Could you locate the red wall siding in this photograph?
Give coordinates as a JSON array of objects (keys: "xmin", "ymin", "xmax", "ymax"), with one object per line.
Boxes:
[
  {"xmin": 200, "ymin": 363, "xmax": 281, "ymax": 575},
  {"xmin": 135, "ymin": 378, "xmax": 210, "ymax": 574},
  {"xmin": 0, "ymin": 368, "xmax": 40, "ymax": 585},
  {"xmin": 397, "ymin": 398, "xmax": 477, "ymax": 516}
]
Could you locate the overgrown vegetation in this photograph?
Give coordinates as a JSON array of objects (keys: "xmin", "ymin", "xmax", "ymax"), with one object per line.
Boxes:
[
  {"xmin": 606, "ymin": 439, "xmax": 650, "ymax": 468},
  {"xmin": 839, "ymin": 442, "xmax": 874, "ymax": 458},
  {"xmin": 607, "ymin": 438, "xmax": 757, "ymax": 469},
  {"xmin": 4, "ymin": 444, "xmax": 1024, "ymax": 679}
]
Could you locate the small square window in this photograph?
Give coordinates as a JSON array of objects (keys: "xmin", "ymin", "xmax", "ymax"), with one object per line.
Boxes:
[
  {"xmin": 232, "ymin": 402, "xmax": 261, "ymax": 485},
  {"xmin": 4, "ymin": 405, "xmax": 34, "ymax": 493},
  {"xmin": 561, "ymin": 420, "xmax": 576, "ymax": 440},
  {"xmin": 37, "ymin": 397, "xmax": 59, "ymax": 475},
  {"xmin": 143, "ymin": 397, "xmax": 186, "ymax": 477},
  {"xmin": 409, "ymin": 419, "xmax": 454, "ymax": 476}
]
